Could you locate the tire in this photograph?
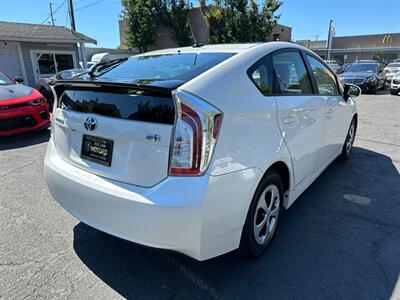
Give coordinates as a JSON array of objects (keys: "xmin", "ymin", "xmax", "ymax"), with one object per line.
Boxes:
[
  {"xmin": 390, "ymin": 89, "xmax": 399, "ymax": 96},
  {"xmin": 239, "ymin": 170, "xmax": 284, "ymax": 258},
  {"xmin": 340, "ymin": 118, "xmax": 356, "ymax": 160}
]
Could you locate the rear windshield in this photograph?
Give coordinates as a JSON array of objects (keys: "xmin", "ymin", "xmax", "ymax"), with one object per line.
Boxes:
[
  {"xmin": 59, "ymin": 87, "xmax": 175, "ymax": 125},
  {"xmin": 85, "ymin": 52, "xmax": 235, "ymax": 82}
]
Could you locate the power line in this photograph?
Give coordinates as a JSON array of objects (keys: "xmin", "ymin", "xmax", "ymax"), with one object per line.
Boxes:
[
  {"xmin": 40, "ymin": 0, "xmax": 67, "ymax": 25},
  {"xmin": 75, "ymin": 0, "xmax": 108, "ymax": 11}
]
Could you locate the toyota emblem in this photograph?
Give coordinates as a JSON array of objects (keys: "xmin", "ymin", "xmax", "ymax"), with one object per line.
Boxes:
[{"xmin": 84, "ymin": 116, "xmax": 98, "ymax": 131}]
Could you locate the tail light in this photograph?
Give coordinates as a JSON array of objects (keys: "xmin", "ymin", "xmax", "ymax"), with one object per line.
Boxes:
[{"xmin": 169, "ymin": 90, "xmax": 223, "ymax": 176}]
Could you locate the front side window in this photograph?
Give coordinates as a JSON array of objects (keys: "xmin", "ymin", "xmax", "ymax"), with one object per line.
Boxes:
[
  {"xmin": 306, "ymin": 55, "xmax": 339, "ymax": 96},
  {"xmin": 272, "ymin": 51, "xmax": 312, "ymax": 95}
]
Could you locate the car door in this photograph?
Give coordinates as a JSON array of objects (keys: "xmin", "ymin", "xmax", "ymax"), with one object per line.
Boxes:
[
  {"xmin": 304, "ymin": 53, "xmax": 349, "ymax": 160},
  {"xmin": 272, "ymin": 49, "xmax": 326, "ymax": 189}
]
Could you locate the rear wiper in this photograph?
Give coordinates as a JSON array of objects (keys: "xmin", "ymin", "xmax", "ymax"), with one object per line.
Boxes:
[{"xmin": 88, "ymin": 57, "xmax": 128, "ymax": 78}]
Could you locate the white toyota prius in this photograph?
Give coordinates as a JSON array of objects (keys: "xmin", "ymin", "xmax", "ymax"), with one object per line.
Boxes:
[{"xmin": 44, "ymin": 42, "xmax": 360, "ymax": 260}]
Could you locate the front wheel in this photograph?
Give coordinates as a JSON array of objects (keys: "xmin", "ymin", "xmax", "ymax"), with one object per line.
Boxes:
[
  {"xmin": 239, "ymin": 170, "xmax": 284, "ymax": 257},
  {"xmin": 340, "ymin": 118, "xmax": 356, "ymax": 160}
]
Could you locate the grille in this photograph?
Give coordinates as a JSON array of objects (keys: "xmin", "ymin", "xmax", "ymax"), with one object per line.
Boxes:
[
  {"xmin": 0, "ymin": 114, "xmax": 37, "ymax": 131},
  {"xmin": 342, "ymin": 78, "xmax": 365, "ymax": 85},
  {"xmin": 0, "ymin": 102, "xmax": 29, "ymax": 110},
  {"xmin": 393, "ymin": 79, "xmax": 400, "ymax": 85}
]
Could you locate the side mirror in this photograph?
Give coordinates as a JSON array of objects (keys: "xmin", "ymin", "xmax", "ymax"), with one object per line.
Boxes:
[
  {"xmin": 14, "ymin": 76, "xmax": 24, "ymax": 83},
  {"xmin": 344, "ymin": 84, "xmax": 361, "ymax": 101}
]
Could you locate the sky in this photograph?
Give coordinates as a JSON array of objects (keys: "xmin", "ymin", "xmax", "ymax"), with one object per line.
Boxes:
[{"xmin": 0, "ymin": 0, "xmax": 399, "ymax": 48}]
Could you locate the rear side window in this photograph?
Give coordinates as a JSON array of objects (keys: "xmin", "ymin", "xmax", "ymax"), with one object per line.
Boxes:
[
  {"xmin": 306, "ymin": 55, "xmax": 339, "ymax": 96},
  {"xmin": 59, "ymin": 88, "xmax": 175, "ymax": 125},
  {"xmin": 272, "ymin": 51, "xmax": 312, "ymax": 95},
  {"xmin": 248, "ymin": 59, "xmax": 273, "ymax": 95}
]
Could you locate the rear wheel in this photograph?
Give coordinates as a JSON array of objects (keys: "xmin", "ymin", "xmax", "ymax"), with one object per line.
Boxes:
[
  {"xmin": 340, "ymin": 118, "xmax": 356, "ymax": 160},
  {"xmin": 239, "ymin": 170, "xmax": 283, "ymax": 257}
]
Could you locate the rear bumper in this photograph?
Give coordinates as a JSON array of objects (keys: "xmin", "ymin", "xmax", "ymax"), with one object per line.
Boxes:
[
  {"xmin": 44, "ymin": 139, "xmax": 260, "ymax": 260},
  {"xmin": 0, "ymin": 103, "xmax": 50, "ymax": 136}
]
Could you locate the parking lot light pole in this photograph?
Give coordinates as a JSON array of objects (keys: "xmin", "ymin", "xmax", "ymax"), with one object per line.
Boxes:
[{"xmin": 326, "ymin": 20, "xmax": 333, "ymax": 60}]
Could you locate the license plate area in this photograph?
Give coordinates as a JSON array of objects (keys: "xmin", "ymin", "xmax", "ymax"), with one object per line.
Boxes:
[{"xmin": 81, "ymin": 134, "xmax": 113, "ymax": 167}]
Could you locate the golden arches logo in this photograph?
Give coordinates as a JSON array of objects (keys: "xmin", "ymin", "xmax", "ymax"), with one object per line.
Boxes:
[{"xmin": 382, "ymin": 35, "xmax": 393, "ymax": 44}]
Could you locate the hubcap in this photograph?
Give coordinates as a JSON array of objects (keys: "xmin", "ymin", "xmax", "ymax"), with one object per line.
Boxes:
[
  {"xmin": 346, "ymin": 123, "xmax": 355, "ymax": 153},
  {"xmin": 253, "ymin": 184, "xmax": 280, "ymax": 245}
]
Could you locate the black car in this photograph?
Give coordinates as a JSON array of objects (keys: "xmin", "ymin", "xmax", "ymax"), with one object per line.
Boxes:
[{"xmin": 339, "ymin": 63, "xmax": 385, "ymax": 93}]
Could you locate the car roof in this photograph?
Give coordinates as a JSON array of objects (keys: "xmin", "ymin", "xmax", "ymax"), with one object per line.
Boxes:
[{"xmin": 140, "ymin": 43, "xmax": 262, "ymax": 56}]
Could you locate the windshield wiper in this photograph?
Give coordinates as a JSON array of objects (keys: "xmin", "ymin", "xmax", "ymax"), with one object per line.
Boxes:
[{"xmin": 88, "ymin": 57, "xmax": 129, "ymax": 78}]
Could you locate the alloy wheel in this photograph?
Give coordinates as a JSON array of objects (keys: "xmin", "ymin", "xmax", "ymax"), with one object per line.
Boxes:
[
  {"xmin": 253, "ymin": 184, "xmax": 280, "ymax": 245},
  {"xmin": 346, "ymin": 122, "xmax": 355, "ymax": 154}
]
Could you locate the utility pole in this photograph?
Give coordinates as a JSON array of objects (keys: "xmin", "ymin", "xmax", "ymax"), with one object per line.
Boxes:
[
  {"xmin": 326, "ymin": 20, "xmax": 333, "ymax": 60},
  {"xmin": 49, "ymin": 2, "xmax": 55, "ymax": 25},
  {"xmin": 68, "ymin": 0, "xmax": 76, "ymax": 31}
]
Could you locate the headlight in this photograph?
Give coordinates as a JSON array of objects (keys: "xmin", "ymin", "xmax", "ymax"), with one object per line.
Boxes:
[
  {"xmin": 29, "ymin": 98, "xmax": 46, "ymax": 106},
  {"xmin": 365, "ymin": 77, "xmax": 377, "ymax": 83}
]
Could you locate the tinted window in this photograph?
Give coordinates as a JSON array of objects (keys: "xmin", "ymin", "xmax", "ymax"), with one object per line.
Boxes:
[
  {"xmin": 248, "ymin": 60, "xmax": 272, "ymax": 95},
  {"xmin": 59, "ymin": 88, "xmax": 175, "ymax": 125},
  {"xmin": 272, "ymin": 51, "xmax": 312, "ymax": 95},
  {"xmin": 87, "ymin": 52, "xmax": 234, "ymax": 82},
  {"xmin": 306, "ymin": 55, "xmax": 339, "ymax": 96},
  {"xmin": 0, "ymin": 71, "xmax": 13, "ymax": 86}
]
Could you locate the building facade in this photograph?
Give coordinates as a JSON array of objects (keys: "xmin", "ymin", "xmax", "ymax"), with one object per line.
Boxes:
[
  {"xmin": 297, "ymin": 32, "xmax": 400, "ymax": 65},
  {"xmin": 0, "ymin": 21, "xmax": 96, "ymax": 87}
]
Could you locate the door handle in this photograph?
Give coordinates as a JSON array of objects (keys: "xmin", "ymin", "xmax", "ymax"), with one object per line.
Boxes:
[
  {"xmin": 282, "ymin": 115, "xmax": 298, "ymax": 125},
  {"xmin": 325, "ymin": 109, "xmax": 333, "ymax": 118}
]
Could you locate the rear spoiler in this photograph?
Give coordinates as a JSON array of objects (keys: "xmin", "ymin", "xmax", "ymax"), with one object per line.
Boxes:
[{"xmin": 49, "ymin": 80, "xmax": 176, "ymax": 110}]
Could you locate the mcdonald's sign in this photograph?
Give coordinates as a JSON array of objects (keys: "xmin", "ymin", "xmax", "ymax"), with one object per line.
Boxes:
[{"xmin": 382, "ymin": 35, "xmax": 393, "ymax": 44}]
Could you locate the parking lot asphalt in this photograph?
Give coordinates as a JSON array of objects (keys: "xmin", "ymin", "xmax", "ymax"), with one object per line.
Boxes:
[{"xmin": 0, "ymin": 92, "xmax": 399, "ymax": 300}]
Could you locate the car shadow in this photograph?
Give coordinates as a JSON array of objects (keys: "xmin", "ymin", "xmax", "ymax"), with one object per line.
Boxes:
[
  {"xmin": 73, "ymin": 147, "xmax": 400, "ymax": 299},
  {"xmin": 0, "ymin": 129, "xmax": 50, "ymax": 151}
]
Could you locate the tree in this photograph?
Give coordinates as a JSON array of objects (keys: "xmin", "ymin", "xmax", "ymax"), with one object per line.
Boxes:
[
  {"xmin": 205, "ymin": 0, "xmax": 282, "ymax": 43},
  {"xmin": 121, "ymin": 0, "xmax": 163, "ymax": 53},
  {"xmin": 161, "ymin": 0, "xmax": 193, "ymax": 47}
]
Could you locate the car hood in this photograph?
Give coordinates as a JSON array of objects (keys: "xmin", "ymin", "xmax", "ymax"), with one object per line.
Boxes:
[
  {"xmin": 340, "ymin": 72, "xmax": 377, "ymax": 79},
  {"xmin": 0, "ymin": 84, "xmax": 42, "ymax": 105},
  {"xmin": 0, "ymin": 84, "xmax": 33, "ymax": 101}
]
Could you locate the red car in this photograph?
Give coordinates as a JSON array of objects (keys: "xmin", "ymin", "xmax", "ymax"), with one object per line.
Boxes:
[{"xmin": 0, "ymin": 70, "xmax": 50, "ymax": 136}]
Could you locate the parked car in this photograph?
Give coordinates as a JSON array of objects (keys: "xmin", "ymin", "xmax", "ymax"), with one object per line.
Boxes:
[
  {"xmin": 390, "ymin": 58, "xmax": 400, "ymax": 63},
  {"xmin": 37, "ymin": 69, "xmax": 87, "ymax": 111},
  {"xmin": 324, "ymin": 60, "xmax": 339, "ymax": 72},
  {"xmin": 339, "ymin": 63, "xmax": 385, "ymax": 93},
  {"xmin": 0, "ymin": 69, "xmax": 50, "ymax": 136},
  {"xmin": 384, "ymin": 63, "xmax": 400, "ymax": 87},
  {"xmin": 87, "ymin": 52, "xmax": 133, "ymax": 68},
  {"xmin": 390, "ymin": 71, "xmax": 400, "ymax": 95},
  {"xmin": 44, "ymin": 42, "xmax": 359, "ymax": 260}
]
